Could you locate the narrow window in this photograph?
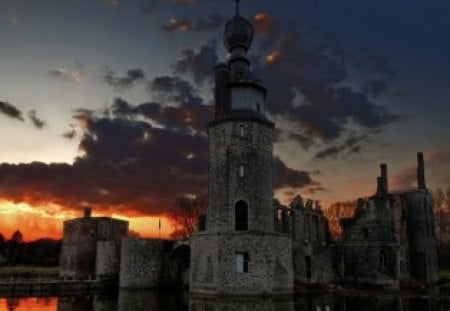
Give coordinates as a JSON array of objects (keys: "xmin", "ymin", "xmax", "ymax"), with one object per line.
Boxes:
[
  {"xmin": 239, "ymin": 124, "xmax": 245, "ymax": 137},
  {"xmin": 380, "ymin": 251, "xmax": 386, "ymax": 267},
  {"xmin": 239, "ymin": 165, "xmax": 245, "ymax": 177},
  {"xmin": 364, "ymin": 228, "xmax": 369, "ymax": 239},
  {"xmin": 235, "ymin": 252, "xmax": 249, "ymax": 273},
  {"xmin": 235, "ymin": 200, "xmax": 248, "ymax": 231},
  {"xmin": 256, "ymin": 103, "xmax": 260, "ymax": 112}
]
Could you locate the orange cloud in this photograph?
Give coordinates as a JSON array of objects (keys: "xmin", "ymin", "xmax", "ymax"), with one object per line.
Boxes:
[
  {"xmin": 266, "ymin": 51, "xmax": 282, "ymax": 65},
  {"xmin": 253, "ymin": 12, "xmax": 273, "ymax": 37}
]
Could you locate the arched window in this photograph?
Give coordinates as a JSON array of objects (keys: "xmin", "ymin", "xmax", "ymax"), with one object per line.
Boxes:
[{"xmin": 235, "ymin": 200, "xmax": 248, "ymax": 231}]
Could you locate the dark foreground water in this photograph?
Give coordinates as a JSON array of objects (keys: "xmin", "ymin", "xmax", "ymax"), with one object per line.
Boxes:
[{"xmin": 1, "ymin": 290, "xmax": 450, "ymax": 311}]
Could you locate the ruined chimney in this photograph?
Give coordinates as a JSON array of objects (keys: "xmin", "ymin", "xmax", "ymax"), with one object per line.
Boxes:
[
  {"xmin": 380, "ymin": 163, "xmax": 388, "ymax": 194},
  {"xmin": 417, "ymin": 152, "xmax": 426, "ymax": 190},
  {"xmin": 83, "ymin": 206, "xmax": 92, "ymax": 218},
  {"xmin": 377, "ymin": 176, "xmax": 382, "ymax": 196}
]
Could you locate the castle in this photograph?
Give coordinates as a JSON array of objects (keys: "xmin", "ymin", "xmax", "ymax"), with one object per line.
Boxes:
[{"xmin": 60, "ymin": 1, "xmax": 439, "ymax": 295}]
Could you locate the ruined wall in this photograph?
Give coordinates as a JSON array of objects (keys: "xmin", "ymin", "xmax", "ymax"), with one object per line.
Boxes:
[
  {"xmin": 400, "ymin": 191, "xmax": 439, "ymax": 283},
  {"xmin": 341, "ymin": 199, "xmax": 400, "ymax": 287},
  {"xmin": 190, "ymin": 232, "xmax": 293, "ymax": 295},
  {"xmin": 293, "ymin": 243, "xmax": 335, "ymax": 284},
  {"xmin": 119, "ymin": 238, "xmax": 165, "ymax": 289}
]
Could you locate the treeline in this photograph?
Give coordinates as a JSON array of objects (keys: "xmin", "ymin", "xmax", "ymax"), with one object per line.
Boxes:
[{"xmin": 0, "ymin": 231, "xmax": 61, "ymax": 266}]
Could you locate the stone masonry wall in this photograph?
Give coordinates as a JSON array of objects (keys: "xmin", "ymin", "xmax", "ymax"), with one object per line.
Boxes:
[
  {"xmin": 206, "ymin": 120, "xmax": 274, "ymax": 233},
  {"xmin": 119, "ymin": 238, "xmax": 165, "ymax": 289},
  {"xmin": 190, "ymin": 231, "xmax": 293, "ymax": 295},
  {"xmin": 96, "ymin": 241, "xmax": 119, "ymax": 278}
]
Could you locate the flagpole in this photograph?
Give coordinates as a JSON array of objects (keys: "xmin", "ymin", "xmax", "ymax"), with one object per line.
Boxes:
[{"xmin": 158, "ymin": 217, "xmax": 161, "ymax": 239}]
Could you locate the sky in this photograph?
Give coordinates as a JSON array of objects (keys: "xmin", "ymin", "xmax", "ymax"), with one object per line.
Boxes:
[{"xmin": 0, "ymin": 0, "xmax": 449, "ymax": 240}]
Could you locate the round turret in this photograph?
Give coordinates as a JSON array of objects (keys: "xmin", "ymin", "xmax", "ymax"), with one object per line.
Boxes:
[{"xmin": 224, "ymin": 0, "xmax": 254, "ymax": 52}]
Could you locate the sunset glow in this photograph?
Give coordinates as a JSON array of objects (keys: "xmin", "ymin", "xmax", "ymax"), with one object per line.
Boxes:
[{"xmin": 0, "ymin": 201, "xmax": 173, "ymax": 241}]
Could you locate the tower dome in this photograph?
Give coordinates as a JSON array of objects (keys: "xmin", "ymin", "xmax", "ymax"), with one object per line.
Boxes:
[{"xmin": 224, "ymin": 0, "xmax": 254, "ymax": 52}]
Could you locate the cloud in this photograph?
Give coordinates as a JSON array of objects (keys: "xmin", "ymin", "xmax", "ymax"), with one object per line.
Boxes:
[
  {"xmin": 0, "ymin": 91, "xmax": 320, "ymax": 216},
  {"xmin": 149, "ymin": 75, "xmax": 203, "ymax": 106},
  {"xmin": 28, "ymin": 110, "xmax": 47, "ymax": 129},
  {"xmin": 314, "ymin": 135, "xmax": 369, "ymax": 160},
  {"xmin": 392, "ymin": 150, "xmax": 450, "ymax": 190},
  {"xmin": 244, "ymin": 12, "xmax": 401, "ymax": 154},
  {"xmin": 194, "ymin": 14, "xmax": 225, "ymax": 31},
  {"xmin": 103, "ymin": 0, "xmax": 118, "ymax": 7},
  {"xmin": 48, "ymin": 68, "xmax": 83, "ymax": 84},
  {"xmin": 0, "ymin": 100, "xmax": 24, "ymax": 121},
  {"xmin": 173, "ymin": 40, "xmax": 218, "ymax": 85},
  {"xmin": 273, "ymin": 156, "xmax": 318, "ymax": 189},
  {"xmin": 161, "ymin": 17, "xmax": 192, "ymax": 32},
  {"xmin": 363, "ymin": 80, "xmax": 389, "ymax": 98},
  {"xmin": 101, "ymin": 67, "xmax": 146, "ymax": 92},
  {"xmin": 161, "ymin": 13, "xmax": 224, "ymax": 33}
]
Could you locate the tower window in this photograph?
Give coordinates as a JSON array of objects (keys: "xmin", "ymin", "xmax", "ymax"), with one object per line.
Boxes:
[
  {"xmin": 256, "ymin": 103, "xmax": 260, "ymax": 112},
  {"xmin": 235, "ymin": 252, "xmax": 249, "ymax": 273},
  {"xmin": 239, "ymin": 125, "xmax": 245, "ymax": 137},
  {"xmin": 239, "ymin": 165, "xmax": 245, "ymax": 177},
  {"xmin": 235, "ymin": 200, "xmax": 248, "ymax": 231}
]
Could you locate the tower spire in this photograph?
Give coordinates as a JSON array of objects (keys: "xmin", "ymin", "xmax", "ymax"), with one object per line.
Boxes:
[{"xmin": 235, "ymin": 0, "xmax": 240, "ymax": 15}]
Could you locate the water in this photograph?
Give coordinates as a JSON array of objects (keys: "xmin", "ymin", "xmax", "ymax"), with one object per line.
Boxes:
[{"xmin": 1, "ymin": 291, "xmax": 450, "ymax": 311}]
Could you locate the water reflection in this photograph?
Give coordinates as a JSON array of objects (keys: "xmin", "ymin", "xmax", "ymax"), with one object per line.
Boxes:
[
  {"xmin": 190, "ymin": 295, "xmax": 295, "ymax": 311},
  {"xmin": 0, "ymin": 291, "xmax": 449, "ymax": 311}
]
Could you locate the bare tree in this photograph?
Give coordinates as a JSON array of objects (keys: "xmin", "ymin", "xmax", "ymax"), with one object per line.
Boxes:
[{"xmin": 168, "ymin": 195, "xmax": 207, "ymax": 239}]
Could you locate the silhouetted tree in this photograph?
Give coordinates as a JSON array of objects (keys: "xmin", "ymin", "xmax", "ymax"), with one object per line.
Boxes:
[
  {"xmin": 168, "ymin": 195, "xmax": 207, "ymax": 239},
  {"xmin": 446, "ymin": 186, "xmax": 450, "ymax": 211},
  {"xmin": 11, "ymin": 230, "xmax": 23, "ymax": 244}
]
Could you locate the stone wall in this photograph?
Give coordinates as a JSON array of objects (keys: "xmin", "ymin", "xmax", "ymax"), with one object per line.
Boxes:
[
  {"xmin": 206, "ymin": 120, "xmax": 274, "ymax": 233},
  {"xmin": 190, "ymin": 231, "xmax": 293, "ymax": 295},
  {"xmin": 60, "ymin": 216, "xmax": 128, "ymax": 279},
  {"xmin": 119, "ymin": 238, "xmax": 165, "ymax": 289},
  {"xmin": 96, "ymin": 241, "xmax": 119, "ymax": 279},
  {"xmin": 399, "ymin": 191, "xmax": 439, "ymax": 283}
]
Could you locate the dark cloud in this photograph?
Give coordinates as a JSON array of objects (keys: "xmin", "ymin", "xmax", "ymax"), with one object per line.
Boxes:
[
  {"xmin": 28, "ymin": 110, "xmax": 47, "ymax": 129},
  {"xmin": 173, "ymin": 40, "xmax": 218, "ymax": 85},
  {"xmin": 0, "ymin": 91, "xmax": 319, "ymax": 215},
  {"xmin": 273, "ymin": 156, "xmax": 318, "ymax": 189},
  {"xmin": 247, "ymin": 12, "xmax": 401, "ymax": 149},
  {"xmin": 363, "ymin": 80, "xmax": 389, "ymax": 98},
  {"xmin": 161, "ymin": 13, "xmax": 224, "ymax": 33},
  {"xmin": 314, "ymin": 134, "xmax": 368, "ymax": 160},
  {"xmin": 150, "ymin": 75, "xmax": 203, "ymax": 107},
  {"xmin": 101, "ymin": 67, "xmax": 146, "ymax": 91},
  {"xmin": 161, "ymin": 17, "xmax": 192, "ymax": 32},
  {"xmin": 287, "ymin": 132, "xmax": 315, "ymax": 151},
  {"xmin": 0, "ymin": 100, "xmax": 24, "ymax": 121},
  {"xmin": 195, "ymin": 13, "xmax": 225, "ymax": 31}
]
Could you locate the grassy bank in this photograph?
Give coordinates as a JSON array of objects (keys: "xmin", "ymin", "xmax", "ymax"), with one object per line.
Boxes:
[{"xmin": 0, "ymin": 266, "xmax": 59, "ymax": 279}]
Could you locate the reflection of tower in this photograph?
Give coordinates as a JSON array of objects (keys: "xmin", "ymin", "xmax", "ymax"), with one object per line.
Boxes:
[{"xmin": 189, "ymin": 0, "xmax": 293, "ymax": 295}]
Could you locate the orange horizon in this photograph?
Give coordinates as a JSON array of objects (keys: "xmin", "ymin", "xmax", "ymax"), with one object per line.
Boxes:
[{"xmin": 0, "ymin": 200, "xmax": 174, "ymax": 242}]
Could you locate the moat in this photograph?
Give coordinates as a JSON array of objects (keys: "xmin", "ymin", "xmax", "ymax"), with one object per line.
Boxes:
[{"xmin": 1, "ymin": 290, "xmax": 450, "ymax": 311}]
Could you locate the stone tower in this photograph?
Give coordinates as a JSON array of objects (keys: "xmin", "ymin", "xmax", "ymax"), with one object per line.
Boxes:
[{"xmin": 189, "ymin": 0, "xmax": 294, "ymax": 295}]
